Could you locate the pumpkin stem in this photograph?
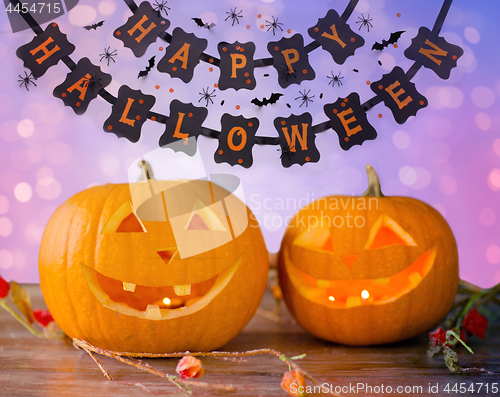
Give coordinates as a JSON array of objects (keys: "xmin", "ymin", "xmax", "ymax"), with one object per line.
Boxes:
[
  {"xmin": 138, "ymin": 160, "xmax": 153, "ymax": 182},
  {"xmin": 362, "ymin": 164, "xmax": 384, "ymax": 197}
]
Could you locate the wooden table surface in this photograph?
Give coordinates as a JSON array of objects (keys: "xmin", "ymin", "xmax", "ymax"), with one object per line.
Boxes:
[{"xmin": 1, "ymin": 285, "xmax": 498, "ymax": 396}]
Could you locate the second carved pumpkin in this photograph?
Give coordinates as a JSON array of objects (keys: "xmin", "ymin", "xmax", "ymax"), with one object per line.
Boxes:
[{"xmin": 278, "ymin": 165, "xmax": 458, "ymax": 345}]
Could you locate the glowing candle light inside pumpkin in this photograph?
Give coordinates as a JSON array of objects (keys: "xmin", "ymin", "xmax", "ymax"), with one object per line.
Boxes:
[
  {"xmin": 163, "ymin": 297, "xmax": 172, "ymax": 306},
  {"xmin": 361, "ymin": 290, "xmax": 370, "ymax": 300},
  {"xmin": 328, "ymin": 296, "xmax": 335, "ymax": 302}
]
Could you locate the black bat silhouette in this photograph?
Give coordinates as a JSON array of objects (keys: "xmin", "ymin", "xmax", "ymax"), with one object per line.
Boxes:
[
  {"xmin": 353, "ymin": 68, "xmax": 359, "ymax": 73},
  {"xmin": 372, "ymin": 31, "xmax": 404, "ymax": 50},
  {"xmin": 286, "ymin": 103, "xmax": 291, "ymax": 108},
  {"xmin": 263, "ymin": 74, "xmax": 270, "ymax": 77},
  {"xmin": 192, "ymin": 18, "xmax": 216, "ymax": 29},
  {"xmin": 378, "ymin": 60, "xmax": 382, "ymax": 66},
  {"xmin": 220, "ymin": 100, "xmax": 225, "ymax": 106},
  {"xmin": 251, "ymin": 93, "xmax": 283, "ymax": 107},
  {"xmin": 84, "ymin": 20, "xmax": 105, "ymax": 30},
  {"xmin": 319, "ymin": 93, "xmax": 323, "ymax": 99},
  {"xmin": 138, "ymin": 56, "xmax": 156, "ymax": 78}
]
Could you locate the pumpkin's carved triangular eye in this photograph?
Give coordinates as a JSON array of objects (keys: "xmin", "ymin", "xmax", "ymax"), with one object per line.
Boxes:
[
  {"xmin": 102, "ymin": 201, "xmax": 147, "ymax": 234},
  {"xmin": 186, "ymin": 213, "xmax": 210, "ymax": 230},
  {"xmin": 321, "ymin": 236, "xmax": 334, "ymax": 252},
  {"xmin": 365, "ymin": 215, "xmax": 416, "ymax": 250},
  {"xmin": 116, "ymin": 212, "xmax": 145, "ymax": 233},
  {"xmin": 183, "ymin": 200, "xmax": 227, "ymax": 232}
]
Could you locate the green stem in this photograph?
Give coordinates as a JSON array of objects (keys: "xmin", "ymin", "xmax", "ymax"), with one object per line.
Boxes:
[
  {"xmin": 0, "ymin": 299, "xmax": 44, "ymax": 338},
  {"xmin": 454, "ymin": 291, "xmax": 486, "ymax": 329},
  {"xmin": 446, "ymin": 330, "xmax": 474, "ymax": 354},
  {"xmin": 452, "ymin": 281, "xmax": 500, "ymax": 329}
]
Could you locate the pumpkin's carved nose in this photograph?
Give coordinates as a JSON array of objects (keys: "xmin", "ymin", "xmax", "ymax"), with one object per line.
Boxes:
[
  {"xmin": 341, "ymin": 253, "xmax": 358, "ymax": 269},
  {"xmin": 157, "ymin": 248, "xmax": 179, "ymax": 264}
]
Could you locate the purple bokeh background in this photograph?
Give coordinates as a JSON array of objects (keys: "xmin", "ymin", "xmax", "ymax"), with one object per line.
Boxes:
[{"xmin": 0, "ymin": 0, "xmax": 499, "ymax": 287}]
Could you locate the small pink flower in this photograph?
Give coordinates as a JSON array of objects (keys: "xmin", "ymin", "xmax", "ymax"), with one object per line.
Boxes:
[
  {"xmin": 175, "ymin": 356, "xmax": 204, "ymax": 379},
  {"xmin": 33, "ymin": 309, "xmax": 54, "ymax": 327},
  {"xmin": 281, "ymin": 370, "xmax": 307, "ymax": 396}
]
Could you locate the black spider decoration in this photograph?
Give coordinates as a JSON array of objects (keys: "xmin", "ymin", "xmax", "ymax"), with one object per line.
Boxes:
[
  {"xmin": 198, "ymin": 87, "xmax": 216, "ymax": 107},
  {"xmin": 295, "ymin": 89, "xmax": 315, "ymax": 108},
  {"xmin": 153, "ymin": 0, "xmax": 170, "ymax": 17},
  {"xmin": 82, "ymin": 73, "xmax": 102, "ymax": 92},
  {"xmin": 99, "ymin": 47, "xmax": 117, "ymax": 66},
  {"xmin": 356, "ymin": 13, "xmax": 373, "ymax": 31},
  {"xmin": 225, "ymin": 7, "xmax": 242, "ymax": 26},
  {"xmin": 327, "ymin": 71, "xmax": 344, "ymax": 87},
  {"xmin": 18, "ymin": 71, "xmax": 37, "ymax": 91},
  {"xmin": 277, "ymin": 65, "xmax": 296, "ymax": 82},
  {"xmin": 265, "ymin": 16, "xmax": 283, "ymax": 35},
  {"xmin": 277, "ymin": 139, "xmax": 294, "ymax": 161}
]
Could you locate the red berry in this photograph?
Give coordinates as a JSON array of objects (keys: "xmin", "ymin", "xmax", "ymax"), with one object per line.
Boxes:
[
  {"xmin": 33, "ymin": 309, "xmax": 54, "ymax": 327},
  {"xmin": 0, "ymin": 276, "xmax": 10, "ymax": 298}
]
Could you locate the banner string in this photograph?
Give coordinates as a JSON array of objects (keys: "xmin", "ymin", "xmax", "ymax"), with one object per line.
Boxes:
[{"xmin": 9, "ymin": 0, "xmax": 453, "ymax": 149}]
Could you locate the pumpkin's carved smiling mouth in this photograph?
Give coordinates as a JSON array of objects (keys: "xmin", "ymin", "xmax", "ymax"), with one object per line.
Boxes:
[
  {"xmin": 81, "ymin": 254, "xmax": 242, "ymax": 320},
  {"xmin": 284, "ymin": 247, "xmax": 436, "ymax": 308}
]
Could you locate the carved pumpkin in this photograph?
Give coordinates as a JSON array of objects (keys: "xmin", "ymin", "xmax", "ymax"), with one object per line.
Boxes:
[
  {"xmin": 39, "ymin": 178, "xmax": 269, "ymax": 353},
  {"xmin": 278, "ymin": 165, "xmax": 458, "ymax": 345}
]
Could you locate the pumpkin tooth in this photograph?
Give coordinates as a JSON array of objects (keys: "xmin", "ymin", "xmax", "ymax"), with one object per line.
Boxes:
[
  {"xmin": 173, "ymin": 284, "xmax": 192, "ymax": 296},
  {"xmin": 145, "ymin": 305, "xmax": 162, "ymax": 319},
  {"xmin": 123, "ymin": 282, "xmax": 136, "ymax": 292}
]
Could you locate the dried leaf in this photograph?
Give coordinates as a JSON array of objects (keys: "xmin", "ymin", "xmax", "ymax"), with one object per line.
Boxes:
[
  {"xmin": 427, "ymin": 345, "xmax": 441, "ymax": 357},
  {"xmin": 443, "ymin": 345, "xmax": 461, "ymax": 373},
  {"xmin": 10, "ymin": 281, "xmax": 34, "ymax": 325},
  {"xmin": 43, "ymin": 321, "xmax": 67, "ymax": 340}
]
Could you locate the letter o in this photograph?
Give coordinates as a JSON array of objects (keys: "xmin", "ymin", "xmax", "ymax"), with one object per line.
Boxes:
[
  {"xmin": 333, "ymin": 215, "xmax": 344, "ymax": 228},
  {"xmin": 354, "ymin": 215, "xmax": 365, "ymax": 228},
  {"xmin": 228, "ymin": 127, "xmax": 247, "ymax": 151}
]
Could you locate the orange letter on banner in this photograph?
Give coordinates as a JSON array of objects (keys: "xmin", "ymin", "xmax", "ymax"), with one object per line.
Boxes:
[
  {"xmin": 119, "ymin": 98, "xmax": 136, "ymax": 126},
  {"xmin": 418, "ymin": 39, "xmax": 448, "ymax": 66},
  {"xmin": 127, "ymin": 15, "xmax": 156, "ymax": 43},
  {"xmin": 281, "ymin": 123, "xmax": 308, "ymax": 152},
  {"xmin": 169, "ymin": 43, "xmax": 191, "ymax": 69},
  {"xmin": 227, "ymin": 127, "xmax": 247, "ymax": 151},
  {"xmin": 281, "ymin": 49, "xmax": 299, "ymax": 74},
  {"xmin": 385, "ymin": 81, "xmax": 413, "ymax": 109},
  {"xmin": 230, "ymin": 54, "xmax": 247, "ymax": 78},
  {"xmin": 173, "ymin": 112, "xmax": 189, "ymax": 139},
  {"xmin": 321, "ymin": 24, "xmax": 346, "ymax": 48},
  {"xmin": 29, "ymin": 37, "xmax": 60, "ymax": 65},
  {"xmin": 336, "ymin": 108, "xmax": 362, "ymax": 137},
  {"xmin": 67, "ymin": 73, "xmax": 92, "ymax": 101}
]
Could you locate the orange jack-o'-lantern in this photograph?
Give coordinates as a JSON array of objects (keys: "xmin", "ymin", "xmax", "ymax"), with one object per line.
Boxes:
[
  {"xmin": 39, "ymin": 178, "xmax": 269, "ymax": 353},
  {"xmin": 278, "ymin": 165, "xmax": 458, "ymax": 345}
]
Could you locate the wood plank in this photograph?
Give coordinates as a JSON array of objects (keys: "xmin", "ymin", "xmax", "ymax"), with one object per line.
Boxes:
[{"xmin": 0, "ymin": 285, "xmax": 498, "ymax": 396}]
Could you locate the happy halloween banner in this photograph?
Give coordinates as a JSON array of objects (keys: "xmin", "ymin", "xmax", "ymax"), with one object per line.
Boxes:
[{"xmin": 11, "ymin": 0, "xmax": 462, "ymax": 168}]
